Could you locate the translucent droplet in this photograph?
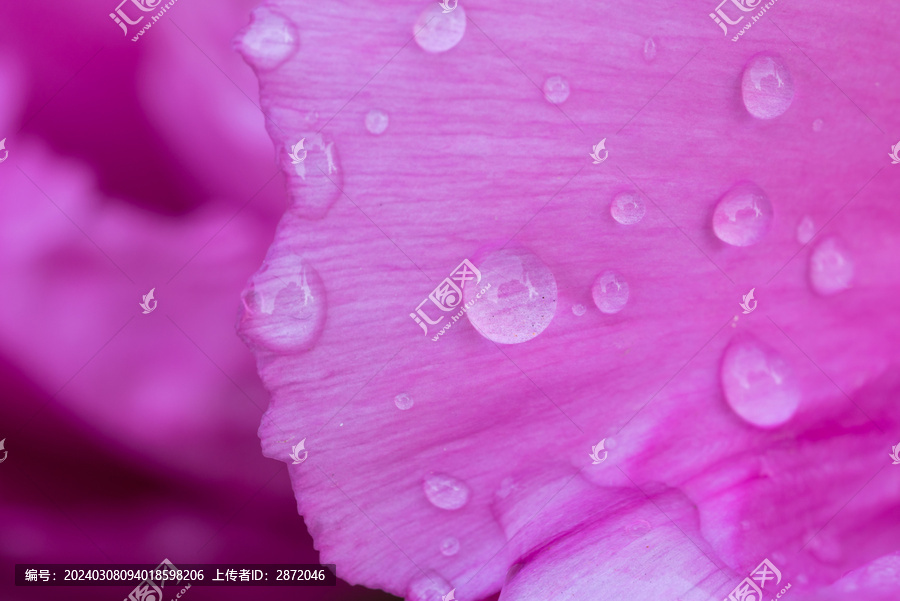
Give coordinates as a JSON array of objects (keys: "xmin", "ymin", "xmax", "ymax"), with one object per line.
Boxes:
[
  {"xmin": 236, "ymin": 8, "xmax": 299, "ymax": 71},
  {"xmin": 365, "ymin": 109, "xmax": 389, "ymax": 135},
  {"xmin": 742, "ymin": 54, "xmax": 795, "ymax": 119},
  {"xmin": 625, "ymin": 519, "xmax": 652, "ymax": 538},
  {"xmin": 423, "ymin": 474, "xmax": 470, "ymax": 510},
  {"xmin": 440, "ymin": 537, "xmax": 460, "ymax": 556},
  {"xmin": 463, "ymin": 246, "xmax": 558, "ymax": 344},
  {"xmin": 286, "ymin": 132, "xmax": 342, "ymax": 219},
  {"xmin": 543, "ymin": 76, "xmax": 570, "ymax": 105},
  {"xmin": 643, "ymin": 37, "xmax": 657, "ymax": 62},
  {"xmin": 812, "ymin": 118, "xmax": 824, "ymax": 132},
  {"xmin": 572, "ymin": 304, "xmax": 586, "ymax": 317},
  {"xmin": 610, "ymin": 191, "xmax": 646, "ymax": 225},
  {"xmin": 239, "ymin": 255, "xmax": 326, "ymax": 354},
  {"xmin": 796, "ymin": 215, "xmax": 815, "ymax": 244},
  {"xmin": 712, "ymin": 182, "xmax": 773, "ymax": 247},
  {"xmin": 394, "ymin": 393, "xmax": 414, "ymax": 410},
  {"xmin": 720, "ymin": 337, "xmax": 800, "ymax": 428},
  {"xmin": 591, "ymin": 271, "xmax": 629, "ymax": 314},
  {"xmin": 809, "ymin": 237, "xmax": 854, "ymax": 296},
  {"xmin": 407, "ymin": 574, "xmax": 452, "ymax": 601},
  {"xmin": 413, "ymin": 3, "xmax": 466, "ymax": 53},
  {"xmin": 806, "ymin": 531, "xmax": 843, "ymax": 564}
]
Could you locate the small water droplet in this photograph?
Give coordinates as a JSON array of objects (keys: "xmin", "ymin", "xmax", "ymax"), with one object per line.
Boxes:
[
  {"xmin": 407, "ymin": 574, "xmax": 452, "ymax": 601},
  {"xmin": 721, "ymin": 336, "xmax": 800, "ymax": 428},
  {"xmin": 592, "ymin": 271, "xmax": 629, "ymax": 314},
  {"xmin": 812, "ymin": 118, "xmax": 824, "ymax": 132},
  {"xmin": 464, "ymin": 246, "xmax": 558, "ymax": 344},
  {"xmin": 625, "ymin": 519, "xmax": 652, "ymax": 538},
  {"xmin": 237, "ymin": 8, "xmax": 299, "ymax": 71},
  {"xmin": 610, "ymin": 191, "xmax": 646, "ymax": 225},
  {"xmin": 572, "ymin": 304, "xmax": 586, "ymax": 317},
  {"xmin": 394, "ymin": 393, "xmax": 414, "ymax": 410},
  {"xmin": 742, "ymin": 54, "xmax": 795, "ymax": 119},
  {"xmin": 365, "ymin": 109, "xmax": 389, "ymax": 135},
  {"xmin": 643, "ymin": 37, "xmax": 657, "ymax": 62},
  {"xmin": 440, "ymin": 537, "xmax": 460, "ymax": 556},
  {"xmin": 423, "ymin": 474, "xmax": 470, "ymax": 510},
  {"xmin": 543, "ymin": 76, "xmax": 570, "ymax": 105},
  {"xmin": 809, "ymin": 237, "xmax": 854, "ymax": 296},
  {"xmin": 712, "ymin": 182, "xmax": 773, "ymax": 247},
  {"xmin": 286, "ymin": 132, "xmax": 342, "ymax": 219},
  {"xmin": 796, "ymin": 215, "xmax": 815, "ymax": 244},
  {"xmin": 807, "ymin": 531, "xmax": 843, "ymax": 564},
  {"xmin": 239, "ymin": 255, "xmax": 326, "ymax": 353},
  {"xmin": 413, "ymin": 3, "xmax": 466, "ymax": 53}
]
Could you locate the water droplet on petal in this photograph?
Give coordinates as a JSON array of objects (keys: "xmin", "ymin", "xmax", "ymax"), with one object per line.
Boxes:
[
  {"xmin": 809, "ymin": 237, "xmax": 854, "ymax": 296},
  {"xmin": 806, "ymin": 531, "xmax": 843, "ymax": 564},
  {"xmin": 625, "ymin": 519, "xmax": 652, "ymax": 538},
  {"xmin": 643, "ymin": 37, "xmax": 657, "ymax": 62},
  {"xmin": 610, "ymin": 191, "xmax": 646, "ymax": 225},
  {"xmin": 572, "ymin": 304, "xmax": 586, "ymax": 317},
  {"xmin": 236, "ymin": 8, "xmax": 299, "ymax": 71},
  {"xmin": 423, "ymin": 474, "xmax": 470, "ymax": 510},
  {"xmin": 464, "ymin": 246, "xmax": 558, "ymax": 344},
  {"xmin": 407, "ymin": 574, "xmax": 452, "ymax": 601},
  {"xmin": 413, "ymin": 3, "xmax": 466, "ymax": 53},
  {"xmin": 721, "ymin": 336, "xmax": 800, "ymax": 428},
  {"xmin": 796, "ymin": 215, "xmax": 815, "ymax": 244},
  {"xmin": 365, "ymin": 109, "xmax": 389, "ymax": 135},
  {"xmin": 440, "ymin": 537, "xmax": 460, "ymax": 556},
  {"xmin": 543, "ymin": 76, "xmax": 570, "ymax": 105},
  {"xmin": 812, "ymin": 118, "xmax": 824, "ymax": 132},
  {"xmin": 712, "ymin": 182, "xmax": 773, "ymax": 247},
  {"xmin": 394, "ymin": 393, "xmax": 414, "ymax": 410},
  {"xmin": 592, "ymin": 271, "xmax": 629, "ymax": 314},
  {"xmin": 742, "ymin": 54, "xmax": 794, "ymax": 119},
  {"xmin": 239, "ymin": 254, "xmax": 326, "ymax": 354},
  {"xmin": 285, "ymin": 132, "xmax": 342, "ymax": 219}
]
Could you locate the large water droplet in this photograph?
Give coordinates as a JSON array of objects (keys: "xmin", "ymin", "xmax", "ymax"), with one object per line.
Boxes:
[
  {"xmin": 394, "ymin": 393, "xmax": 414, "ymax": 410},
  {"xmin": 407, "ymin": 574, "xmax": 452, "ymax": 601},
  {"xmin": 610, "ymin": 191, "xmax": 646, "ymax": 225},
  {"xmin": 592, "ymin": 271, "xmax": 629, "ymax": 314},
  {"xmin": 712, "ymin": 182, "xmax": 773, "ymax": 247},
  {"xmin": 720, "ymin": 336, "xmax": 800, "ymax": 428},
  {"xmin": 365, "ymin": 109, "xmax": 389, "ymax": 135},
  {"xmin": 236, "ymin": 8, "xmax": 299, "ymax": 71},
  {"xmin": 796, "ymin": 215, "xmax": 815, "ymax": 244},
  {"xmin": 463, "ymin": 246, "xmax": 558, "ymax": 344},
  {"xmin": 413, "ymin": 3, "xmax": 466, "ymax": 53},
  {"xmin": 572, "ymin": 304, "xmax": 586, "ymax": 317},
  {"xmin": 239, "ymin": 254, "xmax": 326, "ymax": 354},
  {"xmin": 643, "ymin": 37, "xmax": 657, "ymax": 62},
  {"xmin": 285, "ymin": 132, "xmax": 342, "ymax": 219},
  {"xmin": 625, "ymin": 519, "xmax": 652, "ymax": 538},
  {"xmin": 440, "ymin": 537, "xmax": 460, "ymax": 556},
  {"xmin": 543, "ymin": 76, "xmax": 570, "ymax": 105},
  {"xmin": 742, "ymin": 54, "xmax": 795, "ymax": 119},
  {"xmin": 809, "ymin": 237, "xmax": 854, "ymax": 296},
  {"xmin": 423, "ymin": 473, "xmax": 470, "ymax": 510}
]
